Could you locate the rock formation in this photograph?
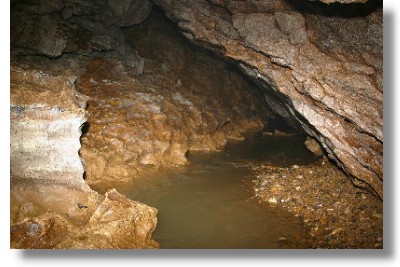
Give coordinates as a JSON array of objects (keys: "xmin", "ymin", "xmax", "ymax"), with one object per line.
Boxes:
[
  {"xmin": 11, "ymin": 0, "xmax": 152, "ymax": 64},
  {"xmin": 10, "ymin": 65, "xmax": 89, "ymax": 189},
  {"xmin": 10, "ymin": 0, "xmax": 383, "ymax": 249},
  {"xmin": 153, "ymin": 0, "xmax": 383, "ymax": 198},
  {"xmin": 10, "ymin": 63, "xmax": 159, "ymax": 248},
  {"xmin": 77, "ymin": 11, "xmax": 271, "ymax": 183},
  {"xmin": 11, "ymin": 187, "xmax": 159, "ymax": 249}
]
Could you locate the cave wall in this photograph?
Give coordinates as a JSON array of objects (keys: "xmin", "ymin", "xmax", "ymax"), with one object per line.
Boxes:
[
  {"xmin": 10, "ymin": 0, "xmax": 162, "ymax": 247},
  {"xmin": 10, "ymin": 64, "xmax": 160, "ymax": 249},
  {"xmin": 77, "ymin": 11, "xmax": 271, "ymax": 182},
  {"xmin": 11, "ymin": 0, "xmax": 152, "ymax": 67},
  {"xmin": 10, "ymin": 0, "xmax": 383, "ymax": 197},
  {"xmin": 10, "ymin": 65, "xmax": 90, "ymax": 190},
  {"xmin": 153, "ymin": 0, "xmax": 383, "ymax": 198}
]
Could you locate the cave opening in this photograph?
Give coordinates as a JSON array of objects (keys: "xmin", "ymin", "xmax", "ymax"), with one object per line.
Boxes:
[{"xmin": 10, "ymin": 0, "xmax": 383, "ymax": 249}]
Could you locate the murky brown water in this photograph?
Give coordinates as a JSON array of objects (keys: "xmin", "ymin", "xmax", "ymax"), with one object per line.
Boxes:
[{"xmin": 92, "ymin": 133, "xmax": 318, "ymax": 248}]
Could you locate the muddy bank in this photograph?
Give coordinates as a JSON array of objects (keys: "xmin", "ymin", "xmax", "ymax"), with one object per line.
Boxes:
[{"xmin": 252, "ymin": 156, "xmax": 383, "ymax": 248}]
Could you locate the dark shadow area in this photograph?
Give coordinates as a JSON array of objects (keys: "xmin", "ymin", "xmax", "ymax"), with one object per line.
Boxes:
[
  {"xmin": 80, "ymin": 122, "xmax": 90, "ymax": 136},
  {"xmin": 285, "ymin": 0, "xmax": 382, "ymax": 17},
  {"xmin": 263, "ymin": 116, "xmax": 298, "ymax": 134}
]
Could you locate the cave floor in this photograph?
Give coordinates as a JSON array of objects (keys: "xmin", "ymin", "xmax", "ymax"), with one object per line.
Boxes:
[{"xmin": 91, "ymin": 133, "xmax": 383, "ymax": 249}]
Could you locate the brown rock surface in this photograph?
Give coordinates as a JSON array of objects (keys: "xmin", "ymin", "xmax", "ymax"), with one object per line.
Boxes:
[
  {"xmin": 154, "ymin": 0, "xmax": 383, "ymax": 197},
  {"xmin": 304, "ymin": 136, "xmax": 324, "ymax": 156},
  {"xmin": 10, "ymin": 63, "xmax": 159, "ymax": 248},
  {"xmin": 252, "ymin": 159, "xmax": 382, "ymax": 248},
  {"xmin": 10, "ymin": 0, "xmax": 383, "ymax": 249},
  {"xmin": 11, "ymin": 0, "xmax": 152, "ymax": 58},
  {"xmin": 11, "ymin": 182, "xmax": 159, "ymax": 249},
  {"xmin": 10, "ymin": 65, "xmax": 89, "ymax": 189},
  {"xmin": 77, "ymin": 11, "xmax": 271, "ymax": 183}
]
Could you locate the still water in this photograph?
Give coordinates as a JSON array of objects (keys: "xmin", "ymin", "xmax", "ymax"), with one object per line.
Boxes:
[{"xmin": 92, "ymin": 133, "xmax": 317, "ymax": 248}]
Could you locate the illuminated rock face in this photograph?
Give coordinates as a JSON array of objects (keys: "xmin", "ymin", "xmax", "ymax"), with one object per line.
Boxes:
[
  {"xmin": 11, "ymin": 187, "xmax": 159, "ymax": 249},
  {"xmin": 10, "ymin": 66, "xmax": 89, "ymax": 190},
  {"xmin": 154, "ymin": 0, "xmax": 383, "ymax": 197},
  {"xmin": 10, "ymin": 65, "xmax": 159, "ymax": 249}
]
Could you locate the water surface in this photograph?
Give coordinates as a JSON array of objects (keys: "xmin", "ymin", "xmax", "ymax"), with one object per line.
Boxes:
[{"xmin": 92, "ymin": 133, "xmax": 317, "ymax": 248}]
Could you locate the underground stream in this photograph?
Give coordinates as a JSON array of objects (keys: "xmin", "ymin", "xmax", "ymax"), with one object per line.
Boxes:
[{"xmin": 91, "ymin": 132, "xmax": 318, "ymax": 248}]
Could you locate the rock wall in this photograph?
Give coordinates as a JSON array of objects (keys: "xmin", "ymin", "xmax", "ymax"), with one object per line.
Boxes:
[
  {"xmin": 10, "ymin": 64, "xmax": 159, "ymax": 248},
  {"xmin": 10, "ymin": 65, "xmax": 89, "ymax": 190},
  {"xmin": 153, "ymin": 0, "xmax": 383, "ymax": 198},
  {"xmin": 11, "ymin": 1, "xmax": 383, "ymax": 197},
  {"xmin": 10, "ymin": 1, "xmax": 164, "ymax": 248},
  {"xmin": 78, "ymin": 11, "xmax": 271, "ymax": 183},
  {"xmin": 11, "ymin": 0, "xmax": 152, "ymax": 67}
]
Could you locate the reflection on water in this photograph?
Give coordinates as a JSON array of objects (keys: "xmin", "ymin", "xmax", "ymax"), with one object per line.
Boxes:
[{"xmin": 92, "ymin": 133, "xmax": 317, "ymax": 248}]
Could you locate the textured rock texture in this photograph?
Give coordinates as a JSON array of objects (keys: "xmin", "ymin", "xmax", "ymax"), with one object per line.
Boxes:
[
  {"xmin": 11, "ymin": 185, "xmax": 159, "ymax": 249},
  {"xmin": 11, "ymin": 0, "xmax": 152, "ymax": 60},
  {"xmin": 10, "ymin": 65, "xmax": 89, "ymax": 190},
  {"xmin": 78, "ymin": 11, "xmax": 271, "ymax": 183},
  {"xmin": 252, "ymin": 158, "xmax": 382, "ymax": 248},
  {"xmin": 154, "ymin": 0, "xmax": 383, "ymax": 197},
  {"xmin": 10, "ymin": 63, "xmax": 159, "ymax": 248}
]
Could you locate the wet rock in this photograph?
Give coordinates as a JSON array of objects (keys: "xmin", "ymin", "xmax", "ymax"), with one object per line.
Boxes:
[
  {"xmin": 84, "ymin": 189, "xmax": 159, "ymax": 249},
  {"xmin": 10, "ymin": 62, "xmax": 159, "ymax": 248},
  {"xmin": 154, "ymin": 0, "xmax": 383, "ymax": 198}
]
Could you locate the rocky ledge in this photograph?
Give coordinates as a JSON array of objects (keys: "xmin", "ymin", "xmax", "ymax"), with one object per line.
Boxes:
[{"xmin": 11, "ymin": 183, "xmax": 159, "ymax": 249}]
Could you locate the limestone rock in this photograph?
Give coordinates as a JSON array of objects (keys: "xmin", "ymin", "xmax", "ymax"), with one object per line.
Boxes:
[
  {"xmin": 83, "ymin": 189, "xmax": 159, "ymax": 249},
  {"xmin": 10, "ymin": 185, "xmax": 159, "ymax": 249},
  {"xmin": 154, "ymin": 0, "xmax": 383, "ymax": 197},
  {"xmin": 10, "ymin": 65, "xmax": 89, "ymax": 190},
  {"xmin": 10, "ymin": 63, "xmax": 159, "ymax": 249},
  {"xmin": 77, "ymin": 11, "xmax": 271, "ymax": 183},
  {"xmin": 11, "ymin": 13, "xmax": 67, "ymax": 57}
]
